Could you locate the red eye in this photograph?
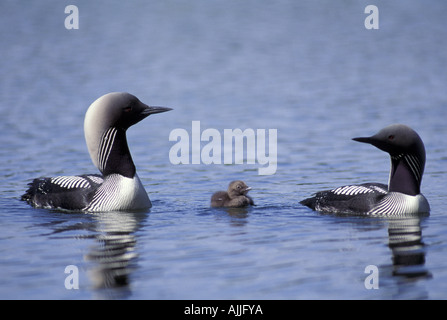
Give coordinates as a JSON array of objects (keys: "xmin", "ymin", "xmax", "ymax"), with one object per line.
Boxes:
[
  {"xmin": 124, "ymin": 106, "xmax": 132, "ymax": 112},
  {"xmin": 388, "ymin": 135, "xmax": 394, "ymax": 141}
]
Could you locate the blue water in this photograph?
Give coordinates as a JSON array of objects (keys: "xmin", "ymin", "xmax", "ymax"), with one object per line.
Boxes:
[{"xmin": 1, "ymin": 0, "xmax": 447, "ymax": 299}]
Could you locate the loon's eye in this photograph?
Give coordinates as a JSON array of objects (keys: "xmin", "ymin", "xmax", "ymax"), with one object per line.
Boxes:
[
  {"xmin": 388, "ymin": 135, "xmax": 395, "ymax": 141},
  {"xmin": 123, "ymin": 106, "xmax": 132, "ymax": 113}
]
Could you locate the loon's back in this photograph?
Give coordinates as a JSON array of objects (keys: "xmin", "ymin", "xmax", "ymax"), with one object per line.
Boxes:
[
  {"xmin": 22, "ymin": 174, "xmax": 103, "ymax": 211},
  {"xmin": 22, "ymin": 173, "xmax": 152, "ymax": 212},
  {"xmin": 301, "ymin": 182, "xmax": 430, "ymax": 216},
  {"xmin": 301, "ymin": 183, "xmax": 388, "ymax": 215}
]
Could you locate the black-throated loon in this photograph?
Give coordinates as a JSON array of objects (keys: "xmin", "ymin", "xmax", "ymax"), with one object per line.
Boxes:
[
  {"xmin": 211, "ymin": 180, "xmax": 254, "ymax": 208},
  {"xmin": 21, "ymin": 92, "xmax": 172, "ymax": 212},
  {"xmin": 300, "ymin": 124, "xmax": 430, "ymax": 216}
]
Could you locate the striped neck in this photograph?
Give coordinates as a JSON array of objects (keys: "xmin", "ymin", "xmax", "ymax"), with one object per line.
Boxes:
[
  {"xmin": 98, "ymin": 127, "xmax": 136, "ymax": 178},
  {"xmin": 388, "ymin": 153, "xmax": 423, "ymax": 196}
]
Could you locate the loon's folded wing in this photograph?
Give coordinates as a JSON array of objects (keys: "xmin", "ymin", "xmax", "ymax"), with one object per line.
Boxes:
[
  {"xmin": 21, "ymin": 174, "xmax": 103, "ymax": 211},
  {"xmin": 300, "ymin": 183, "xmax": 388, "ymax": 215}
]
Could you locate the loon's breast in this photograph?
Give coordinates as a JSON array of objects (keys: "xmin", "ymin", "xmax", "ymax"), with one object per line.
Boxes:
[
  {"xmin": 367, "ymin": 192, "xmax": 430, "ymax": 216},
  {"xmin": 85, "ymin": 173, "xmax": 151, "ymax": 212}
]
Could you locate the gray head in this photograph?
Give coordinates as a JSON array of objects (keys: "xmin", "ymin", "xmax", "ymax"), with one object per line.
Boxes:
[
  {"xmin": 353, "ymin": 124, "xmax": 426, "ymax": 195},
  {"xmin": 84, "ymin": 92, "xmax": 172, "ymax": 172},
  {"xmin": 353, "ymin": 124, "xmax": 425, "ymax": 159},
  {"xmin": 228, "ymin": 180, "xmax": 252, "ymax": 199}
]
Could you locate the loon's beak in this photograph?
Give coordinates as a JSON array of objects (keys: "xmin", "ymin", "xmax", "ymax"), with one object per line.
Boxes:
[
  {"xmin": 352, "ymin": 135, "xmax": 392, "ymax": 154},
  {"xmin": 352, "ymin": 136, "xmax": 373, "ymax": 144},
  {"xmin": 142, "ymin": 105, "xmax": 173, "ymax": 116}
]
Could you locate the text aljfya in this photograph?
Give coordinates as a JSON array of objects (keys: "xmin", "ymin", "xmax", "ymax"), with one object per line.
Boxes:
[{"xmin": 184, "ymin": 304, "xmax": 263, "ymax": 317}]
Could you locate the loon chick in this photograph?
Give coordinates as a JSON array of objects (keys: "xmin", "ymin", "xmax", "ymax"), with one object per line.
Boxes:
[
  {"xmin": 21, "ymin": 92, "xmax": 172, "ymax": 212},
  {"xmin": 300, "ymin": 124, "xmax": 430, "ymax": 216},
  {"xmin": 211, "ymin": 180, "xmax": 254, "ymax": 208}
]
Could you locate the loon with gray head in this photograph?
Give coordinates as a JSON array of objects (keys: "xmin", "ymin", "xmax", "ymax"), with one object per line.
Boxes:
[
  {"xmin": 300, "ymin": 124, "xmax": 430, "ymax": 216},
  {"xmin": 21, "ymin": 92, "xmax": 172, "ymax": 212}
]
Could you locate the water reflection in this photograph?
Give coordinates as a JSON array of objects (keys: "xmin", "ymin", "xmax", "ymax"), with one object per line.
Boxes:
[
  {"xmin": 85, "ymin": 211, "xmax": 146, "ymax": 295},
  {"xmin": 213, "ymin": 207, "xmax": 249, "ymax": 227},
  {"xmin": 39, "ymin": 210, "xmax": 147, "ymax": 298},
  {"xmin": 225, "ymin": 207, "xmax": 249, "ymax": 218},
  {"xmin": 324, "ymin": 212, "xmax": 431, "ymax": 283},
  {"xmin": 387, "ymin": 216, "xmax": 431, "ymax": 279}
]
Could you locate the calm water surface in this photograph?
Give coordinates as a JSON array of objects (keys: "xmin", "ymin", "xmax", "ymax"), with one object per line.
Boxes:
[{"xmin": 1, "ymin": 0, "xmax": 447, "ymax": 299}]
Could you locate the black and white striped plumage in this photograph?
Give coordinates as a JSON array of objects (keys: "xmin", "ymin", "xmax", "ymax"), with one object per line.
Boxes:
[
  {"xmin": 22, "ymin": 92, "xmax": 172, "ymax": 212},
  {"xmin": 22, "ymin": 175, "xmax": 103, "ymax": 211},
  {"xmin": 301, "ymin": 124, "xmax": 430, "ymax": 216}
]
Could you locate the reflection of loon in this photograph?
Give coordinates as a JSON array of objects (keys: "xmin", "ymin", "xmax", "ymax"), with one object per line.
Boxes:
[
  {"xmin": 301, "ymin": 124, "xmax": 430, "ymax": 216},
  {"xmin": 387, "ymin": 217, "xmax": 430, "ymax": 279},
  {"xmin": 22, "ymin": 92, "xmax": 171, "ymax": 212},
  {"xmin": 86, "ymin": 211, "xmax": 145, "ymax": 294},
  {"xmin": 41, "ymin": 210, "xmax": 145, "ymax": 297}
]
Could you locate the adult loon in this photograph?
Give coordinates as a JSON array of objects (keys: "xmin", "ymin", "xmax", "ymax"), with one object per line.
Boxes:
[
  {"xmin": 211, "ymin": 180, "xmax": 254, "ymax": 208},
  {"xmin": 300, "ymin": 124, "xmax": 430, "ymax": 216},
  {"xmin": 21, "ymin": 92, "xmax": 172, "ymax": 212}
]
